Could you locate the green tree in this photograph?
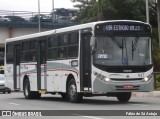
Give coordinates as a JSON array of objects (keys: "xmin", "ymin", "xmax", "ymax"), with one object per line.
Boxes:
[
  {"xmin": 71, "ymin": 0, "xmax": 97, "ymax": 23},
  {"xmin": 72, "ymin": 0, "xmax": 157, "ymax": 26},
  {"xmin": 158, "ymin": 0, "xmax": 160, "ymax": 47},
  {"xmin": 72, "ymin": 0, "xmax": 160, "ymax": 71}
]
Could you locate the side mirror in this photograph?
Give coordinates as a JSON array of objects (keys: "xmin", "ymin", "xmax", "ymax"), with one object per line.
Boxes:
[
  {"xmin": 90, "ymin": 37, "xmax": 96, "ymax": 54},
  {"xmin": 90, "ymin": 37, "xmax": 96, "ymax": 47}
]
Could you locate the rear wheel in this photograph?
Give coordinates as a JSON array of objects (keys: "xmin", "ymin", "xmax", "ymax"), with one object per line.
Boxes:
[
  {"xmin": 67, "ymin": 78, "xmax": 83, "ymax": 103},
  {"xmin": 6, "ymin": 88, "xmax": 11, "ymax": 94},
  {"xmin": 7, "ymin": 89, "xmax": 11, "ymax": 94},
  {"xmin": 117, "ymin": 92, "xmax": 131, "ymax": 102},
  {"xmin": 24, "ymin": 79, "xmax": 41, "ymax": 99}
]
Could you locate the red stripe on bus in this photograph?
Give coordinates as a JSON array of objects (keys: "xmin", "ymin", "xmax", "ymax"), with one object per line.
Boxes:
[
  {"xmin": 23, "ymin": 69, "xmax": 79, "ymax": 76},
  {"xmin": 48, "ymin": 69, "xmax": 79, "ymax": 76}
]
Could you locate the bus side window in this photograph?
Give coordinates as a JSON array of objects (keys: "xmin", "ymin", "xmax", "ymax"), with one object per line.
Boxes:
[
  {"xmin": 29, "ymin": 40, "xmax": 37, "ymax": 62},
  {"xmin": 21, "ymin": 41, "xmax": 29, "ymax": 62},
  {"xmin": 47, "ymin": 35, "xmax": 58, "ymax": 60},
  {"xmin": 48, "ymin": 35, "xmax": 58, "ymax": 48},
  {"xmin": 58, "ymin": 34, "xmax": 68, "ymax": 46},
  {"xmin": 58, "ymin": 47, "xmax": 67, "ymax": 59},
  {"xmin": 57, "ymin": 34, "xmax": 68, "ymax": 59},
  {"xmin": 68, "ymin": 32, "xmax": 79, "ymax": 58},
  {"xmin": 6, "ymin": 44, "xmax": 14, "ymax": 64}
]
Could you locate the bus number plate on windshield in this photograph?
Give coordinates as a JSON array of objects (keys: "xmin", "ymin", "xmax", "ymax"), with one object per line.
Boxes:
[{"xmin": 98, "ymin": 54, "xmax": 108, "ymax": 59}]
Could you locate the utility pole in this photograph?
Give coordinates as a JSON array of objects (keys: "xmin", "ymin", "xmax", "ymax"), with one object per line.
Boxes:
[
  {"xmin": 52, "ymin": 0, "xmax": 54, "ymax": 11},
  {"xmin": 38, "ymin": 0, "xmax": 41, "ymax": 32},
  {"xmin": 52, "ymin": 0, "xmax": 54, "ymax": 22},
  {"xmin": 97, "ymin": 0, "xmax": 103, "ymax": 21},
  {"xmin": 146, "ymin": 0, "xmax": 149, "ymax": 23}
]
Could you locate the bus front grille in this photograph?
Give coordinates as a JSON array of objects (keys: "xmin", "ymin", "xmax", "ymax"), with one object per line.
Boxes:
[{"xmin": 111, "ymin": 78, "xmax": 143, "ymax": 81}]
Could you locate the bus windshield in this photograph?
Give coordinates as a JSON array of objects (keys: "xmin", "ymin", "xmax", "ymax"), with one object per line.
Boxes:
[{"xmin": 93, "ymin": 36, "xmax": 151, "ymax": 66}]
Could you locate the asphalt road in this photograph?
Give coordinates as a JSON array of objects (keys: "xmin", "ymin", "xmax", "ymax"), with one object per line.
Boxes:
[{"xmin": 0, "ymin": 92, "xmax": 160, "ymax": 119}]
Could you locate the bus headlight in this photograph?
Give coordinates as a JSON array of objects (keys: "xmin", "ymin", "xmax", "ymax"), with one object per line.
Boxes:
[
  {"xmin": 143, "ymin": 74, "xmax": 153, "ymax": 82},
  {"xmin": 144, "ymin": 77, "xmax": 149, "ymax": 82},
  {"xmin": 94, "ymin": 72, "xmax": 110, "ymax": 82},
  {"xmin": 99, "ymin": 74, "xmax": 110, "ymax": 82},
  {"xmin": 104, "ymin": 77, "xmax": 110, "ymax": 82}
]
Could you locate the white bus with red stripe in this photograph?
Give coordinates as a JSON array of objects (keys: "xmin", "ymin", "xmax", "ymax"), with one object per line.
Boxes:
[{"xmin": 5, "ymin": 20, "xmax": 153, "ymax": 103}]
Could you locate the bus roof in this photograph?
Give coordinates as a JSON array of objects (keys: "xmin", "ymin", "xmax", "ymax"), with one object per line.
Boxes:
[{"xmin": 6, "ymin": 20, "xmax": 149, "ymax": 43}]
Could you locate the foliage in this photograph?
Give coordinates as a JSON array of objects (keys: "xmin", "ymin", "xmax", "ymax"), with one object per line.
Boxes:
[
  {"xmin": 155, "ymin": 74, "xmax": 160, "ymax": 90},
  {"xmin": 72, "ymin": 0, "xmax": 160, "ymax": 71},
  {"xmin": 72, "ymin": 0, "xmax": 157, "ymax": 27},
  {"xmin": 152, "ymin": 28, "xmax": 160, "ymax": 71}
]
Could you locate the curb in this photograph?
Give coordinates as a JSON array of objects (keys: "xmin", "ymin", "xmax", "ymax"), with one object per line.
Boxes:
[{"xmin": 132, "ymin": 91, "xmax": 160, "ymax": 98}]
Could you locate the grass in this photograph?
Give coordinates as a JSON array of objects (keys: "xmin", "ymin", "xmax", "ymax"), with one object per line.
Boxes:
[{"xmin": 154, "ymin": 74, "xmax": 160, "ymax": 91}]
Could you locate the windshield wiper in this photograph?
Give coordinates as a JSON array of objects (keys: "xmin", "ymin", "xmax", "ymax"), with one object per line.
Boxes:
[
  {"xmin": 132, "ymin": 40, "xmax": 134, "ymax": 60},
  {"xmin": 111, "ymin": 37, "xmax": 123, "ymax": 49},
  {"xmin": 132, "ymin": 37, "xmax": 140, "ymax": 61}
]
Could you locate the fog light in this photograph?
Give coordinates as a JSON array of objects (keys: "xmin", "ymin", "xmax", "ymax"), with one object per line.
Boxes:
[
  {"xmin": 104, "ymin": 77, "xmax": 110, "ymax": 82},
  {"xmin": 144, "ymin": 77, "xmax": 149, "ymax": 82}
]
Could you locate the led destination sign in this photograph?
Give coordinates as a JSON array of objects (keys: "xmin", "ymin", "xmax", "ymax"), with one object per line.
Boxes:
[
  {"xmin": 95, "ymin": 22, "xmax": 151, "ymax": 35},
  {"xmin": 105, "ymin": 24, "xmax": 142, "ymax": 31}
]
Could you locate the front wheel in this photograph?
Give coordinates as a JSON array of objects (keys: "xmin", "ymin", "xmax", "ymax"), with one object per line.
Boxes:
[
  {"xmin": 117, "ymin": 92, "xmax": 131, "ymax": 102},
  {"xmin": 24, "ymin": 79, "xmax": 41, "ymax": 99},
  {"xmin": 67, "ymin": 78, "xmax": 83, "ymax": 103}
]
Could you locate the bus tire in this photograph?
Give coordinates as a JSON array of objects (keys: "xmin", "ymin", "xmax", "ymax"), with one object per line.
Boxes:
[
  {"xmin": 67, "ymin": 78, "xmax": 83, "ymax": 103},
  {"xmin": 24, "ymin": 79, "xmax": 41, "ymax": 99},
  {"xmin": 116, "ymin": 92, "xmax": 131, "ymax": 102},
  {"xmin": 61, "ymin": 93, "xmax": 67, "ymax": 100}
]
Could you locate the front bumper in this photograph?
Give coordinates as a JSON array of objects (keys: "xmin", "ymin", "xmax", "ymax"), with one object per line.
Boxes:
[{"xmin": 92, "ymin": 77, "xmax": 154, "ymax": 93}]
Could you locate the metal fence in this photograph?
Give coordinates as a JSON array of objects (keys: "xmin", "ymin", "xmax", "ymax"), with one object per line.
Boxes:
[
  {"xmin": 0, "ymin": 10, "xmax": 51, "ymax": 20},
  {"xmin": 0, "ymin": 10, "xmax": 77, "ymax": 29}
]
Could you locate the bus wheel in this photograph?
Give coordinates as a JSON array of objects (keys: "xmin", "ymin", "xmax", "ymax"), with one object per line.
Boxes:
[
  {"xmin": 116, "ymin": 92, "xmax": 131, "ymax": 102},
  {"xmin": 24, "ymin": 79, "xmax": 41, "ymax": 99},
  {"xmin": 61, "ymin": 93, "xmax": 67, "ymax": 100},
  {"xmin": 67, "ymin": 78, "xmax": 83, "ymax": 103}
]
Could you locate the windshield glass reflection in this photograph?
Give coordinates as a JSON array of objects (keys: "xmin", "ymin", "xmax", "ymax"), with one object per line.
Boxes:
[{"xmin": 93, "ymin": 37, "xmax": 151, "ymax": 66}]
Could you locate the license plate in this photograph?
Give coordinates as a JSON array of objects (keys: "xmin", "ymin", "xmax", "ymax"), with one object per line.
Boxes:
[{"xmin": 123, "ymin": 85, "xmax": 134, "ymax": 89}]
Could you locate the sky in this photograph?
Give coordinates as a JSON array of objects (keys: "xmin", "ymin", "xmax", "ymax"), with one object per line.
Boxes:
[{"xmin": 0, "ymin": 0, "xmax": 75, "ymax": 12}]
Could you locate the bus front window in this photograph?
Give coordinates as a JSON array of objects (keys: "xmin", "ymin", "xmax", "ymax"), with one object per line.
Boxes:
[{"xmin": 93, "ymin": 36, "xmax": 151, "ymax": 66}]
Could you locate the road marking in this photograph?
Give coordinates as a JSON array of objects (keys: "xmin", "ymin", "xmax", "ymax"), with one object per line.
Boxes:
[
  {"xmin": 9, "ymin": 103, "xmax": 19, "ymax": 106},
  {"xmin": 130, "ymin": 104, "xmax": 148, "ymax": 107},
  {"xmin": 80, "ymin": 116, "xmax": 104, "ymax": 119},
  {"xmin": 73, "ymin": 114, "xmax": 104, "ymax": 119}
]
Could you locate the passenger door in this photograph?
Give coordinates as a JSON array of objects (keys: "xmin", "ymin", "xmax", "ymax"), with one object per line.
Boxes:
[
  {"xmin": 80, "ymin": 31, "xmax": 92, "ymax": 91},
  {"xmin": 37, "ymin": 40, "xmax": 47, "ymax": 90},
  {"xmin": 13, "ymin": 44, "xmax": 21, "ymax": 90}
]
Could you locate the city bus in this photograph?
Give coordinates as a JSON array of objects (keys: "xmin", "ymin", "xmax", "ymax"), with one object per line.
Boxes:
[{"xmin": 5, "ymin": 20, "xmax": 153, "ymax": 103}]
